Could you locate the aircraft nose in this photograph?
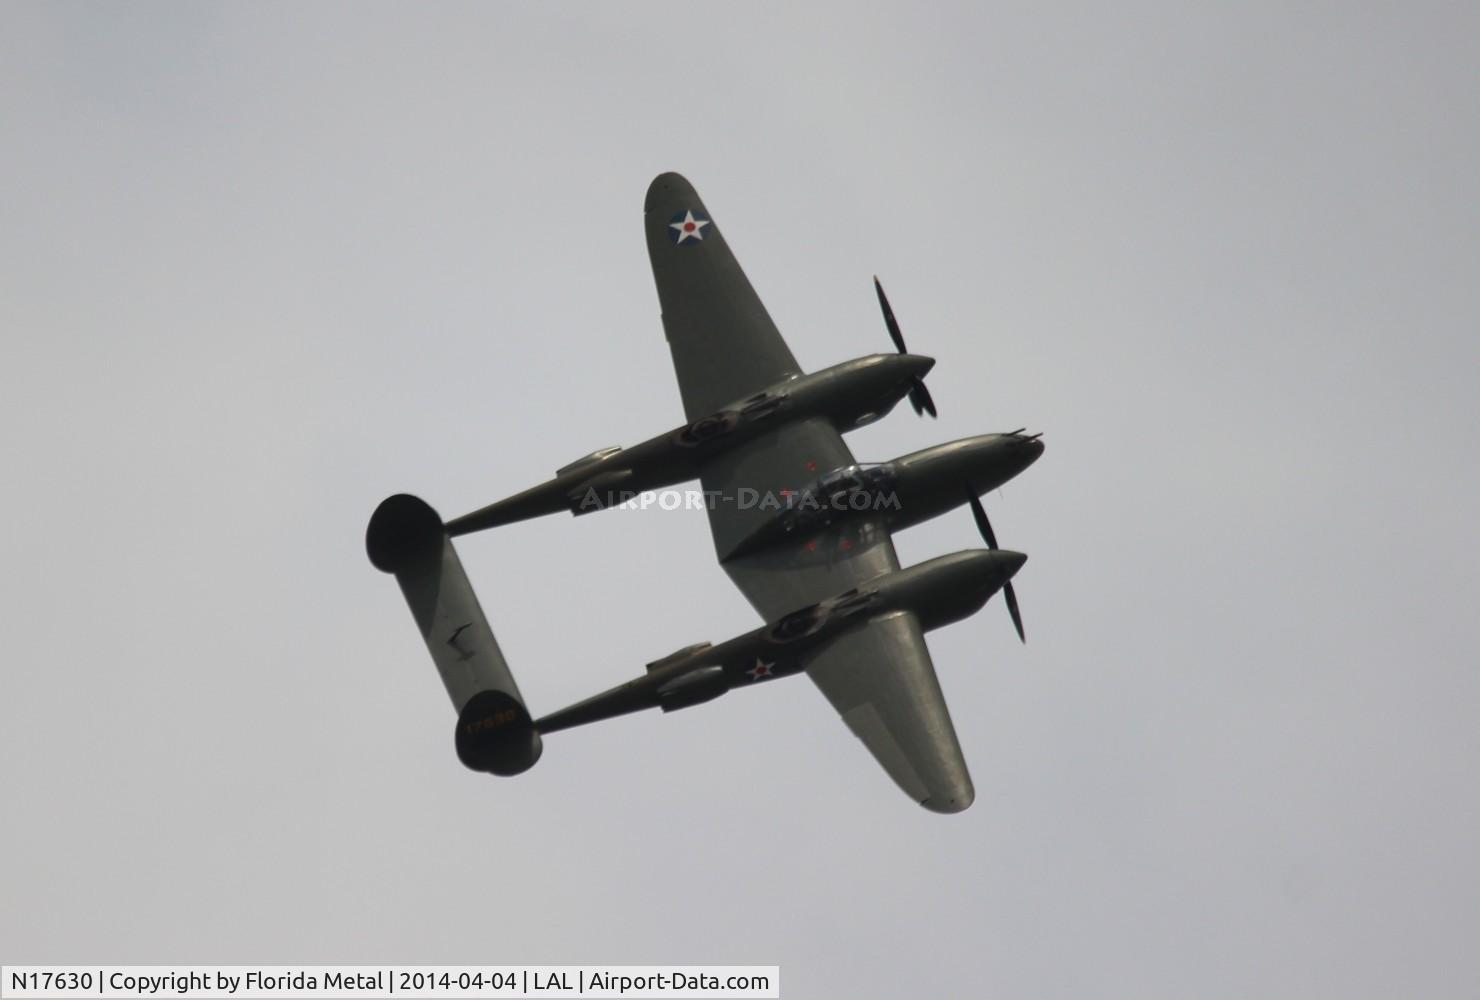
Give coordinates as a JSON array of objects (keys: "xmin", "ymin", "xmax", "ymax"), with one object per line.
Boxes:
[
  {"xmin": 999, "ymin": 433, "xmax": 1044, "ymax": 477},
  {"xmin": 957, "ymin": 548, "xmax": 1027, "ymax": 589},
  {"xmin": 994, "ymin": 549, "xmax": 1027, "ymax": 580},
  {"xmin": 900, "ymin": 353, "xmax": 935, "ymax": 379},
  {"xmin": 1009, "ymin": 432, "xmax": 1044, "ymax": 460}
]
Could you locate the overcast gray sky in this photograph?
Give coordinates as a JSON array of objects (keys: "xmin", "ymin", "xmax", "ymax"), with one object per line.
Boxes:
[{"xmin": 3, "ymin": 3, "xmax": 1478, "ymax": 997}]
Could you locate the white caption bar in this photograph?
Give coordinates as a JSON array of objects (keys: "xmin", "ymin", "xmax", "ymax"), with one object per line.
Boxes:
[{"xmin": 0, "ymin": 967, "xmax": 779, "ymax": 999}]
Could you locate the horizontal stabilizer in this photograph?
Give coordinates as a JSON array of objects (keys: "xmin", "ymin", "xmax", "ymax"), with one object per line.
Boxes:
[{"xmin": 367, "ymin": 494, "xmax": 542, "ymax": 775}]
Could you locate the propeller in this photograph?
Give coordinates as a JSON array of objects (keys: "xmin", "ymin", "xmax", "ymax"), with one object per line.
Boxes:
[
  {"xmin": 873, "ymin": 276, "xmax": 937, "ymax": 418},
  {"xmin": 969, "ymin": 493, "xmax": 1026, "ymax": 643}
]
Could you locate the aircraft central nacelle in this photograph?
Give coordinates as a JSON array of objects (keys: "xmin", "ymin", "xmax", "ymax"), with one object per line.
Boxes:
[{"xmin": 726, "ymin": 431, "xmax": 1045, "ymax": 558}]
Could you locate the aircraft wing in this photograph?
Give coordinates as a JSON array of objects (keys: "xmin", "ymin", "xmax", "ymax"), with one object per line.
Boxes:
[
  {"xmin": 802, "ymin": 611, "xmax": 974, "ymax": 812},
  {"xmin": 644, "ymin": 173, "xmax": 972, "ymax": 810},
  {"xmin": 648, "ymin": 173, "xmax": 970, "ymax": 810},
  {"xmin": 724, "ymin": 518, "xmax": 974, "ymax": 812},
  {"xmin": 645, "ymin": 173, "xmax": 802, "ymax": 422},
  {"xmin": 673, "ymin": 327, "xmax": 971, "ymax": 810}
]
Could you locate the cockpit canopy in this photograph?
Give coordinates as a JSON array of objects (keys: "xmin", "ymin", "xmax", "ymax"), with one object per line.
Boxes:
[{"xmin": 813, "ymin": 464, "xmax": 895, "ymax": 505}]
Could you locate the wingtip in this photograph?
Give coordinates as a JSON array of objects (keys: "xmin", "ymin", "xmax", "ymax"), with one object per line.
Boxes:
[
  {"xmin": 645, "ymin": 171, "xmax": 698, "ymax": 211},
  {"xmin": 919, "ymin": 767, "xmax": 976, "ymax": 814},
  {"xmin": 921, "ymin": 787, "xmax": 975, "ymax": 814}
]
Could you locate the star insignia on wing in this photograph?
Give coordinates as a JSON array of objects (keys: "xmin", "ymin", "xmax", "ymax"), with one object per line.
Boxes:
[
  {"xmin": 746, "ymin": 657, "xmax": 775, "ymax": 681},
  {"xmin": 669, "ymin": 209, "xmax": 711, "ymax": 245}
]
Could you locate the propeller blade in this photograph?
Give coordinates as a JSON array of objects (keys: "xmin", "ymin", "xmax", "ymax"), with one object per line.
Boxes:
[
  {"xmin": 969, "ymin": 494, "xmax": 1026, "ymax": 642},
  {"xmin": 875, "ymin": 277, "xmax": 936, "ymax": 417},
  {"xmin": 1003, "ymin": 581, "xmax": 1026, "ymax": 643},
  {"xmin": 873, "ymin": 276, "xmax": 907, "ymax": 354},
  {"xmin": 969, "ymin": 494, "xmax": 999, "ymax": 548},
  {"xmin": 909, "ymin": 379, "xmax": 938, "ymax": 419}
]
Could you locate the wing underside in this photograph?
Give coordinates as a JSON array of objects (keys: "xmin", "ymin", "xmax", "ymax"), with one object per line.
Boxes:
[
  {"xmin": 727, "ymin": 509, "xmax": 975, "ymax": 812},
  {"xmin": 647, "ymin": 173, "xmax": 973, "ymax": 811},
  {"xmin": 645, "ymin": 172, "xmax": 801, "ymax": 422},
  {"xmin": 801, "ymin": 611, "xmax": 974, "ymax": 812}
]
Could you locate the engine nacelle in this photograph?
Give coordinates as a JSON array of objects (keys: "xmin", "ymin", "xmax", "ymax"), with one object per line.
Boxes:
[
  {"xmin": 645, "ymin": 641, "xmax": 713, "ymax": 673},
  {"xmin": 566, "ymin": 469, "xmax": 637, "ymax": 515}
]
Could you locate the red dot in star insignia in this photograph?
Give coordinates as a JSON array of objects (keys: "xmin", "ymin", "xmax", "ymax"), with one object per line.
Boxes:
[{"xmin": 684, "ymin": 222, "xmax": 696, "ymax": 232}]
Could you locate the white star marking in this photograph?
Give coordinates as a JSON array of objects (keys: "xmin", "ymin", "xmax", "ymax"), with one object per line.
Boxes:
[
  {"xmin": 670, "ymin": 210, "xmax": 711, "ymax": 244},
  {"xmin": 746, "ymin": 657, "xmax": 775, "ymax": 681}
]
